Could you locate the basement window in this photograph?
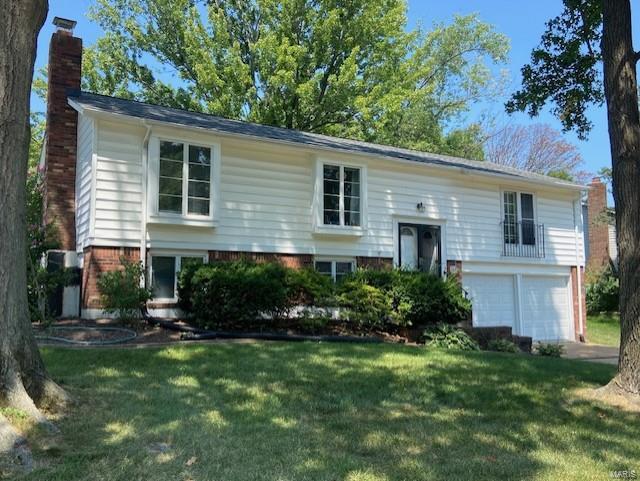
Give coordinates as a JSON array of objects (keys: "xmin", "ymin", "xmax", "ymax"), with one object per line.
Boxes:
[{"xmin": 150, "ymin": 254, "xmax": 206, "ymax": 300}]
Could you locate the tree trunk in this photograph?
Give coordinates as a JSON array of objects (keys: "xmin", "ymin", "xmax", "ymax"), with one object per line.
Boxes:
[
  {"xmin": 0, "ymin": 0, "xmax": 68, "ymax": 421},
  {"xmin": 602, "ymin": 0, "xmax": 640, "ymax": 396}
]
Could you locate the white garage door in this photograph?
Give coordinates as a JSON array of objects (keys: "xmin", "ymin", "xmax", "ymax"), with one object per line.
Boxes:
[
  {"xmin": 463, "ymin": 274, "xmax": 516, "ymax": 328},
  {"xmin": 521, "ymin": 276, "xmax": 573, "ymax": 341}
]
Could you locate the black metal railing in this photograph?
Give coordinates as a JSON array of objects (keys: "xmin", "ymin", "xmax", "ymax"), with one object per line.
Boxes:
[{"xmin": 500, "ymin": 221, "xmax": 545, "ymax": 258}]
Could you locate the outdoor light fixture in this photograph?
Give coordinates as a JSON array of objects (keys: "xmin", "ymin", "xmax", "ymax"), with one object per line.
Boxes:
[{"xmin": 416, "ymin": 202, "xmax": 425, "ymax": 212}]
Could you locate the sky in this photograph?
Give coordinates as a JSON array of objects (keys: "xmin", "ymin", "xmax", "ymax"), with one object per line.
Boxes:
[{"xmin": 33, "ymin": 0, "xmax": 639, "ymax": 182}]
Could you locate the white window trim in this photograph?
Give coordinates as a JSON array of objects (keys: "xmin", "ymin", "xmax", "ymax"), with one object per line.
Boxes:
[
  {"xmin": 313, "ymin": 156, "xmax": 367, "ymax": 236},
  {"xmin": 500, "ymin": 190, "xmax": 538, "ymax": 245},
  {"xmin": 148, "ymin": 251, "xmax": 208, "ymax": 302},
  {"xmin": 314, "ymin": 258, "xmax": 356, "ymax": 282},
  {"xmin": 148, "ymin": 135, "xmax": 221, "ymax": 227}
]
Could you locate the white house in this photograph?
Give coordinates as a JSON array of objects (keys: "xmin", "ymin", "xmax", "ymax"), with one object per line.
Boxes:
[{"xmin": 43, "ymin": 18, "xmax": 587, "ymax": 341}]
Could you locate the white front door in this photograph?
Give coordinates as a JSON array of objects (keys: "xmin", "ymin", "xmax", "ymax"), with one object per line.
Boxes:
[{"xmin": 400, "ymin": 226, "xmax": 418, "ymax": 269}]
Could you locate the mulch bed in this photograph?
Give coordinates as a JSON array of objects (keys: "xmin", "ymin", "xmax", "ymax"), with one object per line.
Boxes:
[{"xmin": 33, "ymin": 318, "xmax": 417, "ymax": 347}]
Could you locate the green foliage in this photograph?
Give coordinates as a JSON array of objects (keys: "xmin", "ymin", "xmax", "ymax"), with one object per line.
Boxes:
[
  {"xmin": 185, "ymin": 260, "xmax": 294, "ymax": 328},
  {"xmin": 97, "ymin": 257, "xmax": 152, "ymax": 322},
  {"xmin": 422, "ymin": 323, "xmax": 480, "ymax": 351},
  {"xmin": 487, "ymin": 338, "xmax": 519, "ymax": 353},
  {"xmin": 336, "ymin": 282, "xmax": 392, "ymax": 330},
  {"xmin": 82, "ymin": 1, "xmax": 508, "ymax": 156},
  {"xmin": 336, "ymin": 269, "xmax": 471, "ymax": 330},
  {"xmin": 535, "ymin": 342, "xmax": 565, "ymax": 357},
  {"xmin": 586, "ymin": 265, "xmax": 619, "ymax": 313},
  {"xmin": 25, "ymin": 113, "xmax": 72, "ymax": 323},
  {"xmin": 391, "ymin": 271, "xmax": 472, "ymax": 326},
  {"xmin": 506, "ymin": 0, "xmax": 603, "ymax": 139},
  {"xmin": 284, "ymin": 267, "xmax": 335, "ymax": 307}
]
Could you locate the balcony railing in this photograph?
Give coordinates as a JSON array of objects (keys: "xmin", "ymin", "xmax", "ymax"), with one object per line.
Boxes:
[{"xmin": 500, "ymin": 220, "xmax": 545, "ymax": 258}]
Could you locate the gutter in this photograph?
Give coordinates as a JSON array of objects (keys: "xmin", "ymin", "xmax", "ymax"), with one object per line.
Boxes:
[
  {"xmin": 573, "ymin": 198, "xmax": 585, "ymax": 340},
  {"xmin": 140, "ymin": 122, "xmax": 152, "ymax": 281}
]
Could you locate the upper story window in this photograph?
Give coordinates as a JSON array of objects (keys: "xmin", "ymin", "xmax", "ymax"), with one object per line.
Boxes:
[
  {"xmin": 502, "ymin": 191, "xmax": 544, "ymax": 258},
  {"xmin": 323, "ymin": 164, "xmax": 361, "ymax": 226},
  {"xmin": 159, "ymin": 141, "xmax": 211, "ymax": 217}
]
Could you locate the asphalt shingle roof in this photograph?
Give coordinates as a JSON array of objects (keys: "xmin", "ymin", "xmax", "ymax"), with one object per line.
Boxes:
[{"xmin": 69, "ymin": 91, "xmax": 584, "ymax": 189}]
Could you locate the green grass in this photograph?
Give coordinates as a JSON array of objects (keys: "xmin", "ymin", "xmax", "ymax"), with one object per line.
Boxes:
[
  {"xmin": 15, "ymin": 343, "xmax": 640, "ymax": 481},
  {"xmin": 588, "ymin": 313, "xmax": 621, "ymax": 346}
]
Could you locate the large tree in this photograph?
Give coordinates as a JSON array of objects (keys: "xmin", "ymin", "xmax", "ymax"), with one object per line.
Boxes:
[
  {"xmin": 508, "ymin": 0, "xmax": 640, "ymax": 397},
  {"xmin": 82, "ymin": 0, "xmax": 508, "ymax": 156},
  {"xmin": 0, "ymin": 0, "xmax": 69, "ymax": 424}
]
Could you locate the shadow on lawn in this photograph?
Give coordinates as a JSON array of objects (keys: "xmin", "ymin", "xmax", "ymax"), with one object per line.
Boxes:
[{"xmin": 25, "ymin": 343, "xmax": 640, "ymax": 481}]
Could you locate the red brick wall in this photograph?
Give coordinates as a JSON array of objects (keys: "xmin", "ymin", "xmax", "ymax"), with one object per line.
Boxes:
[
  {"xmin": 446, "ymin": 260, "xmax": 463, "ymax": 281},
  {"xmin": 587, "ymin": 177, "xmax": 610, "ymax": 270},
  {"xmin": 44, "ymin": 30, "xmax": 82, "ymax": 251},
  {"xmin": 208, "ymin": 250, "xmax": 314, "ymax": 268},
  {"xmin": 81, "ymin": 247, "xmax": 140, "ymax": 309},
  {"xmin": 570, "ymin": 266, "xmax": 587, "ymax": 342},
  {"xmin": 356, "ymin": 257, "xmax": 393, "ymax": 269}
]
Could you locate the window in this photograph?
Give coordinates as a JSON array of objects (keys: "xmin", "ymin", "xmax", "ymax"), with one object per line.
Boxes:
[
  {"xmin": 150, "ymin": 254, "xmax": 205, "ymax": 300},
  {"xmin": 323, "ymin": 164, "xmax": 361, "ymax": 227},
  {"xmin": 158, "ymin": 140, "xmax": 212, "ymax": 217},
  {"xmin": 503, "ymin": 191, "xmax": 536, "ymax": 245},
  {"xmin": 314, "ymin": 259, "xmax": 355, "ymax": 282}
]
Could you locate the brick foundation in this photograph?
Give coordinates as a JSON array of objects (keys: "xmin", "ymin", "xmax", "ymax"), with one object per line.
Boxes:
[
  {"xmin": 208, "ymin": 250, "xmax": 314, "ymax": 268},
  {"xmin": 446, "ymin": 260, "xmax": 463, "ymax": 281},
  {"xmin": 44, "ymin": 29, "xmax": 82, "ymax": 251},
  {"xmin": 356, "ymin": 257, "xmax": 393, "ymax": 269},
  {"xmin": 81, "ymin": 247, "xmax": 140, "ymax": 309},
  {"xmin": 570, "ymin": 265, "xmax": 587, "ymax": 342}
]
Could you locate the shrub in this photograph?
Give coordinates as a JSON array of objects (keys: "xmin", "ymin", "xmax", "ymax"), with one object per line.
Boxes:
[
  {"xmin": 186, "ymin": 260, "xmax": 291, "ymax": 328},
  {"xmin": 97, "ymin": 257, "xmax": 152, "ymax": 322},
  {"xmin": 177, "ymin": 260, "xmax": 203, "ymax": 313},
  {"xmin": 487, "ymin": 338, "xmax": 519, "ymax": 353},
  {"xmin": 285, "ymin": 268, "xmax": 334, "ymax": 307},
  {"xmin": 391, "ymin": 271, "xmax": 471, "ymax": 327},
  {"xmin": 586, "ymin": 265, "xmax": 619, "ymax": 313},
  {"xmin": 422, "ymin": 323, "xmax": 479, "ymax": 351},
  {"xmin": 336, "ymin": 281, "xmax": 392, "ymax": 330},
  {"xmin": 535, "ymin": 342, "xmax": 564, "ymax": 357}
]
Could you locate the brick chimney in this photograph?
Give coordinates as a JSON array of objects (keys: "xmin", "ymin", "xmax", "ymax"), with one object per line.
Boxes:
[
  {"xmin": 43, "ymin": 17, "xmax": 82, "ymax": 251},
  {"xmin": 587, "ymin": 176, "xmax": 610, "ymax": 269}
]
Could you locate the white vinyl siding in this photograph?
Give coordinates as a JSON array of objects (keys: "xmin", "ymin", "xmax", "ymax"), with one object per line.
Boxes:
[
  {"xmin": 93, "ymin": 120, "xmax": 144, "ymax": 246},
  {"xmin": 75, "ymin": 115, "xmax": 94, "ymax": 251},
  {"xmin": 83, "ymin": 119, "xmax": 584, "ymax": 267}
]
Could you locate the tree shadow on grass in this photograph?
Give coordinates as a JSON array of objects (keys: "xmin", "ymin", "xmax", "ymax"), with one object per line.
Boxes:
[{"xmin": 19, "ymin": 343, "xmax": 640, "ymax": 481}]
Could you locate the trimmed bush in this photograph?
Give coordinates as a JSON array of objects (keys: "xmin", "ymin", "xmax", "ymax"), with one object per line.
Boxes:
[
  {"xmin": 487, "ymin": 338, "xmax": 519, "ymax": 353},
  {"xmin": 422, "ymin": 323, "xmax": 479, "ymax": 351},
  {"xmin": 180, "ymin": 261, "xmax": 334, "ymax": 329},
  {"xmin": 535, "ymin": 342, "xmax": 564, "ymax": 357},
  {"xmin": 336, "ymin": 269, "xmax": 471, "ymax": 329},
  {"xmin": 391, "ymin": 271, "xmax": 471, "ymax": 327},
  {"xmin": 336, "ymin": 281, "xmax": 392, "ymax": 330},
  {"xmin": 186, "ymin": 260, "xmax": 290, "ymax": 328},
  {"xmin": 97, "ymin": 257, "xmax": 152, "ymax": 322},
  {"xmin": 586, "ymin": 265, "xmax": 619, "ymax": 313}
]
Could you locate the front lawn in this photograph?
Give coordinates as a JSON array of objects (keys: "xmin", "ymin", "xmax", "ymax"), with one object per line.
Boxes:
[
  {"xmin": 588, "ymin": 313, "xmax": 621, "ymax": 346},
  {"xmin": 15, "ymin": 343, "xmax": 640, "ymax": 481}
]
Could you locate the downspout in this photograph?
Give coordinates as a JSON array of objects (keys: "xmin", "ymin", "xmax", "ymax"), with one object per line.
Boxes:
[
  {"xmin": 140, "ymin": 122, "xmax": 152, "ymax": 283},
  {"xmin": 574, "ymin": 198, "xmax": 585, "ymax": 340}
]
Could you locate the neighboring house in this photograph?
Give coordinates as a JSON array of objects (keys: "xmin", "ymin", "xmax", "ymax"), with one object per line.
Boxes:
[
  {"xmin": 42, "ymin": 18, "xmax": 587, "ymax": 341},
  {"xmin": 584, "ymin": 177, "xmax": 618, "ymax": 269}
]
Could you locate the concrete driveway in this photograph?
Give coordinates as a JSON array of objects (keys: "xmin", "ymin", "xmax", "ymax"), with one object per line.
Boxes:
[{"xmin": 562, "ymin": 342, "xmax": 619, "ymax": 365}]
